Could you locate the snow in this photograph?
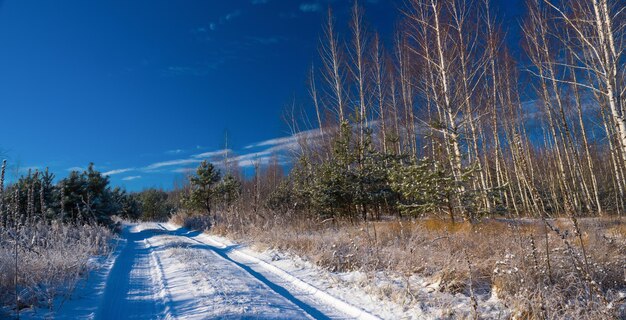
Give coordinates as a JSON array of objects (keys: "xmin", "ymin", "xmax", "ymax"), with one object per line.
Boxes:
[
  {"xmin": 19, "ymin": 223, "xmax": 378, "ymax": 319},
  {"xmin": 19, "ymin": 222, "xmax": 508, "ymax": 319},
  {"xmin": 199, "ymin": 229, "xmax": 509, "ymax": 320}
]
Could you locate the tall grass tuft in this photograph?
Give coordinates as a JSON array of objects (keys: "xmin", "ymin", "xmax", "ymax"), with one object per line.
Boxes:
[{"xmin": 0, "ymin": 160, "xmax": 113, "ymax": 317}]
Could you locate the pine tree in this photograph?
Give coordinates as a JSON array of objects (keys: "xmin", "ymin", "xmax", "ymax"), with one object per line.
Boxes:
[{"xmin": 189, "ymin": 161, "xmax": 221, "ymax": 216}]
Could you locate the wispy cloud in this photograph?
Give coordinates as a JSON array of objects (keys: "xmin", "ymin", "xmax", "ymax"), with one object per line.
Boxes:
[
  {"xmin": 230, "ymin": 153, "xmax": 289, "ymax": 167},
  {"xmin": 299, "ymin": 2, "xmax": 321, "ymax": 12},
  {"xmin": 244, "ymin": 127, "xmax": 323, "ymax": 151},
  {"xmin": 223, "ymin": 10, "xmax": 241, "ymax": 22},
  {"xmin": 102, "ymin": 168, "xmax": 134, "ymax": 176},
  {"xmin": 97, "ymin": 128, "xmax": 322, "ymax": 184},
  {"xmin": 171, "ymin": 167, "xmax": 196, "ymax": 173},
  {"xmin": 66, "ymin": 166, "xmax": 85, "ymax": 172},
  {"xmin": 144, "ymin": 159, "xmax": 202, "ymax": 171},
  {"xmin": 192, "ymin": 149, "xmax": 231, "ymax": 159},
  {"xmin": 209, "ymin": 9, "xmax": 243, "ymax": 32}
]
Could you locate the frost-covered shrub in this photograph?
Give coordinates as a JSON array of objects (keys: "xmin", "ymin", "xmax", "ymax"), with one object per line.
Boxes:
[
  {"xmin": 170, "ymin": 211, "xmax": 212, "ymax": 231},
  {"xmin": 0, "ymin": 220, "xmax": 112, "ymax": 314}
]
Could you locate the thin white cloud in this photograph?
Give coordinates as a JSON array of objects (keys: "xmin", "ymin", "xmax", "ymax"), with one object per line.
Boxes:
[
  {"xmin": 224, "ymin": 10, "xmax": 241, "ymax": 21},
  {"xmin": 166, "ymin": 149, "xmax": 185, "ymax": 155},
  {"xmin": 208, "ymin": 9, "xmax": 242, "ymax": 32},
  {"xmin": 235, "ymin": 155, "xmax": 289, "ymax": 167},
  {"xmin": 192, "ymin": 149, "xmax": 231, "ymax": 159},
  {"xmin": 144, "ymin": 159, "xmax": 202, "ymax": 171},
  {"xmin": 66, "ymin": 166, "xmax": 85, "ymax": 172},
  {"xmin": 122, "ymin": 176, "xmax": 141, "ymax": 181},
  {"xmin": 125, "ymin": 127, "xmax": 322, "ymax": 180},
  {"xmin": 171, "ymin": 167, "xmax": 196, "ymax": 173},
  {"xmin": 299, "ymin": 3, "xmax": 321, "ymax": 12},
  {"xmin": 103, "ymin": 168, "xmax": 134, "ymax": 176},
  {"xmin": 244, "ymin": 127, "xmax": 323, "ymax": 150}
]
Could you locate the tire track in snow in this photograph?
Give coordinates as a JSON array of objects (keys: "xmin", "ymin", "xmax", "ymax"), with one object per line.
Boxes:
[
  {"xmin": 96, "ymin": 226, "xmax": 163, "ymax": 320},
  {"xmin": 160, "ymin": 223, "xmax": 380, "ymax": 320},
  {"xmin": 173, "ymin": 233, "xmax": 331, "ymax": 319},
  {"xmin": 145, "ymin": 236, "xmax": 177, "ymax": 320},
  {"xmin": 155, "ymin": 225, "xmax": 330, "ymax": 319},
  {"xmin": 91, "ymin": 223, "xmax": 375, "ymax": 319}
]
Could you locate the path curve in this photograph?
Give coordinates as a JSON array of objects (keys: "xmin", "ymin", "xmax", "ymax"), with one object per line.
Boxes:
[{"xmin": 89, "ymin": 223, "xmax": 377, "ymax": 320}]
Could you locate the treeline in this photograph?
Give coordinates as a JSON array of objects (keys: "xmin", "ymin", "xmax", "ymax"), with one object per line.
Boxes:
[
  {"xmin": 0, "ymin": 162, "xmax": 183, "ymax": 226},
  {"xmin": 0, "ymin": 163, "xmax": 137, "ymax": 227},
  {"xmin": 252, "ymin": 0, "xmax": 626, "ymax": 222}
]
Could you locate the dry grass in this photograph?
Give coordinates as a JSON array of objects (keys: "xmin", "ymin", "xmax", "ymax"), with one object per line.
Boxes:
[
  {"xmin": 186, "ymin": 212, "xmax": 626, "ymax": 319},
  {"xmin": 0, "ymin": 220, "xmax": 113, "ymax": 315},
  {"xmin": 170, "ymin": 210, "xmax": 212, "ymax": 231}
]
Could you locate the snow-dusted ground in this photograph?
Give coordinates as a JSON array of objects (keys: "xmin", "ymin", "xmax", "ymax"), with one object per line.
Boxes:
[
  {"xmin": 20, "ymin": 223, "xmax": 382, "ymax": 319},
  {"xmin": 19, "ymin": 222, "xmax": 509, "ymax": 319}
]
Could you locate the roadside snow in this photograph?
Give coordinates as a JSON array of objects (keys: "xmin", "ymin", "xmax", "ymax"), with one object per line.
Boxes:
[
  {"xmin": 19, "ymin": 222, "xmax": 507, "ymax": 319},
  {"xmin": 19, "ymin": 238, "xmax": 123, "ymax": 320},
  {"xmin": 196, "ymin": 226, "xmax": 509, "ymax": 320}
]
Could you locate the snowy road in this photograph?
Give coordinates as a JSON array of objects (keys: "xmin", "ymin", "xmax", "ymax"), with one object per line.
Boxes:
[{"xmin": 60, "ymin": 223, "xmax": 377, "ymax": 320}]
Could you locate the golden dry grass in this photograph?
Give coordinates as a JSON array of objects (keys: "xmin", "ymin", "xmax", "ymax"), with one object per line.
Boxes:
[{"xmin": 176, "ymin": 211, "xmax": 626, "ymax": 319}]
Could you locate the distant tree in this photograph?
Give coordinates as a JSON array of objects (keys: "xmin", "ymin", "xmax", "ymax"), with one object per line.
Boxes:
[
  {"xmin": 112, "ymin": 187, "xmax": 142, "ymax": 220},
  {"xmin": 9, "ymin": 169, "xmax": 57, "ymax": 223},
  {"xmin": 83, "ymin": 163, "xmax": 116, "ymax": 224},
  {"xmin": 1, "ymin": 162, "xmax": 139, "ymax": 227},
  {"xmin": 138, "ymin": 188, "xmax": 173, "ymax": 221},
  {"xmin": 39, "ymin": 169, "xmax": 57, "ymax": 220},
  {"xmin": 58, "ymin": 163, "xmax": 118, "ymax": 226},
  {"xmin": 58, "ymin": 170, "xmax": 87, "ymax": 222},
  {"xmin": 187, "ymin": 161, "xmax": 221, "ymax": 216}
]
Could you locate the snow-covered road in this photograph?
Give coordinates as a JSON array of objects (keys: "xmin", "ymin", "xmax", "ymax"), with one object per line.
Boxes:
[{"xmin": 50, "ymin": 223, "xmax": 378, "ymax": 320}]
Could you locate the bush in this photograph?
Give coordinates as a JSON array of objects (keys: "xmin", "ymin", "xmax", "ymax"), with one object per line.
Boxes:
[{"xmin": 169, "ymin": 211, "xmax": 212, "ymax": 231}]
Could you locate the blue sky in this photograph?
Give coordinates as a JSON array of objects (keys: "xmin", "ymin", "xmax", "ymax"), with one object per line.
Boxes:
[{"xmin": 0, "ymin": 0, "xmax": 524, "ymax": 191}]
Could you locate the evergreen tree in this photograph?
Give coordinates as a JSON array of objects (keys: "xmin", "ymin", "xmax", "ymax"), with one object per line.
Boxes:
[
  {"xmin": 112, "ymin": 187, "xmax": 142, "ymax": 220},
  {"xmin": 138, "ymin": 188, "xmax": 173, "ymax": 221},
  {"xmin": 188, "ymin": 160, "xmax": 221, "ymax": 216},
  {"xmin": 389, "ymin": 158, "xmax": 456, "ymax": 219},
  {"xmin": 217, "ymin": 174, "xmax": 241, "ymax": 209},
  {"xmin": 58, "ymin": 163, "xmax": 120, "ymax": 226},
  {"xmin": 58, "ymin": 170, "xmax": 87, "ymax": 222},
  {"xmin": 265, "ymin": 180, "xmax": 295, "ymax": 214},
  {"xmin": 352, "ymin": 129, "xmax": 397, "ymax": 221}
]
